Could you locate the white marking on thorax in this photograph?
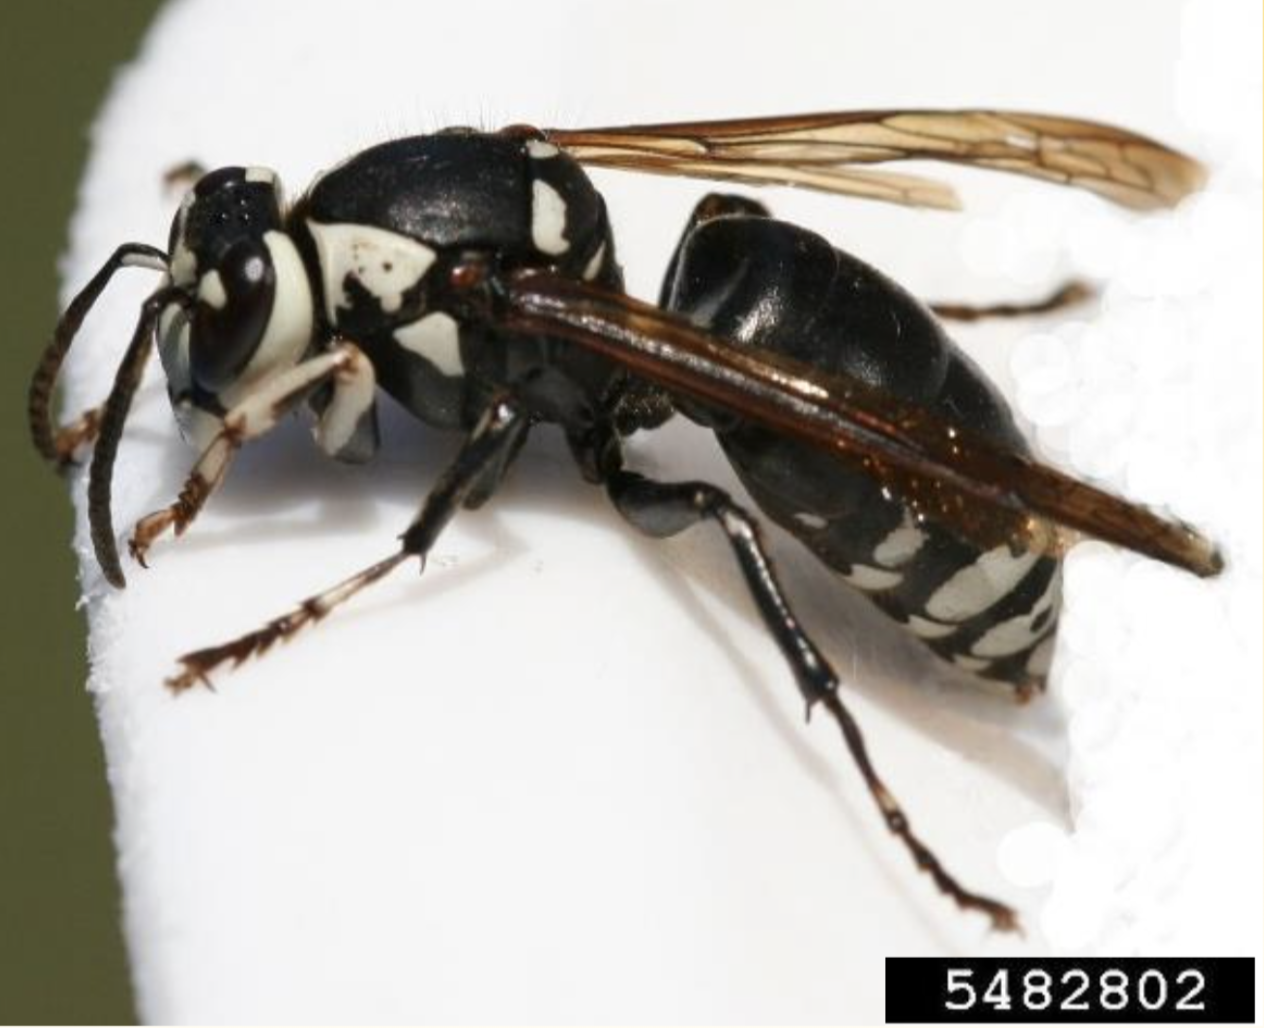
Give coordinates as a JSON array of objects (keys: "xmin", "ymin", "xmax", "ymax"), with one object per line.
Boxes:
[
  {"xmin": 872, "ymin": 511, "xmax": 926, "ymax": 568},
  {"xmin": 582, "ymin": 241, "xmax": 606, "ymax": 282},
  {"xmin": 841, "ymin": 564, "xmax": 902, "ymax": 591},
  {"xmin": 952, "ymin": 654, "xmax": 992, "ymax": 673},
  {"xmin": 531, "ymin": 180, "xmax": 569, "ymax": 255},
  {"xmin": 970, "ymin": 569, "xmax": 1062, "ymax": 658},
  {"xmin": 907, "ymin": 615, "xmax": 956, "ymax": 640},
  {"xmin": 307, "ymin": 221, "xmax": 436, "ymax": 321},
  {"xmin": 198, "ymin": 270, "xmax": 227, "ymax": 309},
  {"xmin": 395, "ymin": 312, "xmax": 464, "ymax": 377},
  {"xmin": 315, "ymin": 348, "xmax": 376, "ymax": 456},
  {"xmin": 245, "ymin": 165, "xmax": 278, "ymax": 184},
  {"xmin": 923, "ymin": 546, "xmax": 1040, "ymax": 623},
  {"xmin": 526, "ymin": 139, "xmax": 560, "ymax": 159}
]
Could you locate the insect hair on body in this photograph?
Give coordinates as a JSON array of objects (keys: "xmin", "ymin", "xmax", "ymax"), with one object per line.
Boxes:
[{"xmin": 30, "ymin": 110, "xmax": 1222, "ymax": 936}]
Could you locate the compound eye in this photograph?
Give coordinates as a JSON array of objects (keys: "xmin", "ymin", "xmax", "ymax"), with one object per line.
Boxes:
[{"xmin": 189, "ymin": 238, "xmax": 276, "ymax": 393}]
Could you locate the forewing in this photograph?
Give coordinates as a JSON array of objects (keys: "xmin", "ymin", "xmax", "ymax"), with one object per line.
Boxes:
[
  {"xmin": 562, "ymin": 153, "xmax": 962, "ymax": 210},
  {"xmin": 500, "ymin": 271, "xmax": 1222, "ymax": 578},
  {"xmin": 547, "ymin": 110, "xmax": 1206, "ymax": 210}
]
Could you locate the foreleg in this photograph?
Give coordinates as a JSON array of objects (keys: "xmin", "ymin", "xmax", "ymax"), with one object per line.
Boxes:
[{"xmin": 128, "ymin": 342, "xmax": 377, "ymax": 566}]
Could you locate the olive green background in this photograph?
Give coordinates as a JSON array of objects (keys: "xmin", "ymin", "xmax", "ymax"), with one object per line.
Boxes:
[{"xmin": 0, "ymin": 1, "xmax": 164, "ymax": 1022}]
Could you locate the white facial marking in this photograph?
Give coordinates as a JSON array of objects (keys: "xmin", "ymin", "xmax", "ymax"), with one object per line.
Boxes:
[
  {"xmin": 582, "ymin": 241, "xmax": 606, "ymax": 282},
  {"xmin": 198, "ymin": 270, "xmax": 227, "ymax": 309},
  {"xmin": 307, "ymin": 221, "xmax": 436, "ymax": 321},
  {"xmin": 924, "ymin": 546, "xmax": 1040, "ymax": 623},
  {"xmin": 169, "ymin": 244, "xmax": 197, "ymax": 287},
  {"xmin": 167, "ymin": 196, "xmax": 198, "ymax": 286},
  {"xmin": 316, "ymin": 349, "xmax": 376, "ymax": 456},
  {"xmin": 841, "ymin": 564, "xmax": 902, "ymax": 591},
  {"xmin": 970, "ymin": 570, "xmax": 1062, "ymax": 658},
  {"xmin": 1026, "ymin": 636, "xmax": 1057, "ymax": 678},
  {"xmin": 531, "ymin": 180, "xmax": 569, "ymax": 255},
  {"xmin": 526, "ymin": 139, "xmax": 560, "ymax": 159},
  {"xmin": 395, "ymin": 312, "xmax": 464, "ymax": 377},
  {"xmin": 907, "ymin": 615, "xmax": 957, "ymax": 640},
  {"xmin": 873, "ymin": 512, "xmax": 926, "ymax": 568},
  {"xmin": 792, "ymin": 511, "xmax": 827, "ymax": 530},
  {"xmin": 122, "ymin": 251, "xmax": 168, "ymax": 272},
  {"xmin": 223, "ymin": 232, "xmax": 315, "ymax": 403},
  {"xmin": 245, "ymin": 165, "xmax": 278, "ymax": 184},
  {"xmin": 953, "ymin": 654, "xmax": 993, "ymax": 673}
]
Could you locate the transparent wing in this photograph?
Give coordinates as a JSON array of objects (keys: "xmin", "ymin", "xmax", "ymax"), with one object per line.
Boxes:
[{"xmin": 547, "ymin": 109, "xmax": 1206, "ymax": 210}]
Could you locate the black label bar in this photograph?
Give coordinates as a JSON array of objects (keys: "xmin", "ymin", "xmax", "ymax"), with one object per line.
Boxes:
[{"xmin": 885, "ymin": 957, "xmax": 1255, "ymax": 1023}]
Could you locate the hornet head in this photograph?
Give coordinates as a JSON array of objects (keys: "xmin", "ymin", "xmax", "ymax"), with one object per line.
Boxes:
[
  {"xmin": 160, "ymin": 165, "xmax": 314, "ymax": 446},
  {"xmin": 28, "ymin": 162, "xmax": 317, "ymax": 586}
]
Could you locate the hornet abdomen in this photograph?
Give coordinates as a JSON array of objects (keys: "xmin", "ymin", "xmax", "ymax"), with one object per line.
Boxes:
[{"xmin": 662, "ymin": 208, "xmax": 1061, "ymax": 692}]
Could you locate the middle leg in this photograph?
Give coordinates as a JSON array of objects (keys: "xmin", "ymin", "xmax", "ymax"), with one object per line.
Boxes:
[
  {"xmin": 929, "ymin": 279, "xmax": 1093, "ymax": 322},
  {"xmin": 167, "ymin": 396, "xmax": 529, "ymax": 691}
]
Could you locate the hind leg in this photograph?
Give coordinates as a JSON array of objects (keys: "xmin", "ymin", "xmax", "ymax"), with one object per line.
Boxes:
[{"xmin": 606, "ymin": 467, "xmax": 1018, "ymax": 932}]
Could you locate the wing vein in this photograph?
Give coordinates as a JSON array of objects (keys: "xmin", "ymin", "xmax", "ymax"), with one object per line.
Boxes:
[{"xmin": 547, "ymin": 108, "xmax": 1205, "ymax": 210}]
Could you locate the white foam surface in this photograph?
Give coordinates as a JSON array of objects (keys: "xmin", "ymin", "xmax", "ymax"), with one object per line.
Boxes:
[{"xmin": 58, "ymin": 0, "xmax": 1259, "ymax": 1022}]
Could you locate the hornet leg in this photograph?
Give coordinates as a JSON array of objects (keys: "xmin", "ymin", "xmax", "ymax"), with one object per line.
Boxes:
[
  {"xmin": 128, "ymin": 340, "xmax": 378, "ymax": 566},
  {"xmin": 163, "ymin": 160, "xmax": 208, "ymax": 194},
  {"xmin": 930, "ymin": 279, "xmax": 1093, "ymax": 322},
  {"xmin": 49, "ymin": 405, "xmax": 106, "ymax": 466},
  {"xmin": 607, "ymin": 468, "xmax": 1019, "ymax": 933},
  {"xmin": 166, "ymin": 396, "xmax": 529, "ymax": 692}
]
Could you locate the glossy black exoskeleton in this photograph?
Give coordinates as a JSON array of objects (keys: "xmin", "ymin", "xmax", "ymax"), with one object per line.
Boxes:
[
  {"xmin": 29, "ymin": 111, "xmax": 1220, "ymax": 933},
  {"xmin": 662, "ymin": 198, "xmax": 1062, "ymax": 690}
]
